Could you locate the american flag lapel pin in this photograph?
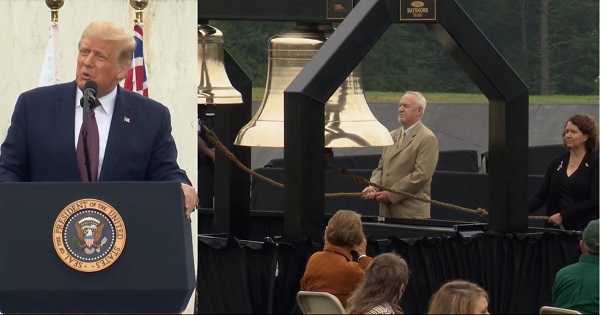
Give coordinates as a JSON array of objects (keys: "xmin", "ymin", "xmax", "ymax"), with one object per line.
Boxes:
[{"xmin": 124, "ymin": 116, "xmax": 130, "ymax": 123}]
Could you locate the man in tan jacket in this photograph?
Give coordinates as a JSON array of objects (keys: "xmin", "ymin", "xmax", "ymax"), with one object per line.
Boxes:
[{"xmin": 362, "ymin": 91, "xmax": 438, "ymax": 219}]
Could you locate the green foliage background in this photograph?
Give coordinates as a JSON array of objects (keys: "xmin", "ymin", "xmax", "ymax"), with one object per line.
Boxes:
[{"xmin": 210, "ymin": 0, "xmax": 599, "ymax": 95}]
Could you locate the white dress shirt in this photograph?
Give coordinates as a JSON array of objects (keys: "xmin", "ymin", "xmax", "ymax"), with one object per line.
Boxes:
[
  {"xmin": 402, "ymin": 119, "xmax": 420, "ymax": 138},
  {"xmin": 74, "ymin": 86, "xmax": 117, "ymax": 177}
]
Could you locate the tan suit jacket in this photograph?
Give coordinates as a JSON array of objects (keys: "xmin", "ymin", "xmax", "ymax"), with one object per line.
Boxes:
[{"xmin": 370, "ymin": 121, "xmax": 439, "ymax": 219}]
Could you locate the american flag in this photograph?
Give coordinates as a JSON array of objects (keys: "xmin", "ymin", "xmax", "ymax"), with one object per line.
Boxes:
[{"xmin": 124, "ymin": 22, "xmax": 148, "ymax": 97}]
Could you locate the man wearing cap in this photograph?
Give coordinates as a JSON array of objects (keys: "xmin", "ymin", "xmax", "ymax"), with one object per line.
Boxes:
[{"xmin": 552, "ymin": 219, "xmax": 599, "ymax": 314}]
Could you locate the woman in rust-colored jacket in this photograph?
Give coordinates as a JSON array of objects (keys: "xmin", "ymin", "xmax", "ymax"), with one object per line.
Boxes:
[{"xmin": 300, "ymin": 210, "xmax": 373, "ymax": 307}]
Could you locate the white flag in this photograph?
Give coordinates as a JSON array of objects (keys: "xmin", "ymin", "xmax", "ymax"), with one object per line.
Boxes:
[{"xmin": 39, "ymin": 21, "xmax": 59, "ymax": 86}]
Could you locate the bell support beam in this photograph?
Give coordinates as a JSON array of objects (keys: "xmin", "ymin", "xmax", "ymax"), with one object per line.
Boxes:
[
  {"xmin": 199, "ymin": 0, "xmax": 334, "ymax": 22},
  {"xmin": 284, "ymin": 0, "xmax": 393, "ymax": 241},
  {"xmin": 427, "ymin": 0, "xmax": 529, "ymax": 232},
  {"xmin": 285, "ymin": 0, "xmax": 528, "ymax": 241},
  {"xmin": 212, "ymin": 49, "xmax": 252, "ymax": 238},
  {"xmin": 283, "ymin": 93, "xmax": 326, "ymax": 241}
]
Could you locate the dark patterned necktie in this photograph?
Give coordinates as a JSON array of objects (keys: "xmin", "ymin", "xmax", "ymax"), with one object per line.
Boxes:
[{"xmin": 76, "ymin": 101, "xmax": 100, "ymax": 182}]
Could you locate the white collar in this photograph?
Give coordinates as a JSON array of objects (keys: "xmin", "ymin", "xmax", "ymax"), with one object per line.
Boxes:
[
  {"xmin": 402, "ymin": 120, "xmax": 421, "ymax": 135},
  {"xmin": 75, "ymin": 85, "xmax": 118, "ymax": 116}
]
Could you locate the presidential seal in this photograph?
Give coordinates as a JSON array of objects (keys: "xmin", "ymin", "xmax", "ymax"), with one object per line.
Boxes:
[{"xmin": 53, "ymin": 199, "xmax": 126, "ymax": 272}]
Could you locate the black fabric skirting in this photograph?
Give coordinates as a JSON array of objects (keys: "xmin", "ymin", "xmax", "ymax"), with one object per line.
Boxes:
[{"xmin": 196, "ymin": 231, "xmax": 580, "ymax": 314}]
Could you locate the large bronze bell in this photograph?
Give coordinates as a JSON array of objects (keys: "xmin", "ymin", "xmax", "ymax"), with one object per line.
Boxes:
[
  {"xmin": 198, "ymin": 24, "xmax": 243, "ymax": 105},
  {"xmin": 234, "ymin": 22, "xmax": 393, "ymax": 147}
]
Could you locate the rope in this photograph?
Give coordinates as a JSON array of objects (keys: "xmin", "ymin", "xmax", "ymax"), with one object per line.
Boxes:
[
  {"xmin": 203, "ymin": 125, "xmax": 550, "ymax": 222},
  {"xmin": 335, "ymin": 169, "xmax": 488, "ymax": 217},
  {"xmin": 205, "ymin": 125, "xmax": 283, "ymax": 189}
]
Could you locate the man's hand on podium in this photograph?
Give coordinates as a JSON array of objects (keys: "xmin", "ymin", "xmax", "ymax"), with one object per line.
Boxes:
[{"xmin": 181, "ymin": 183, "xmax": 198, "ymax": 220}]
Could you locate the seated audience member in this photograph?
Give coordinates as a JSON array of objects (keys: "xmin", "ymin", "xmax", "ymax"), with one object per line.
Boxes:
[
  {"xmin": 346, "ymin": 252, "xmax": 410, "ymax": 314},
  {"xmin": 300, "ymin": 210, "xmax": 373, "ymax": 307},
  {"xmin": 552, "ymin": 219, "xmax": 599, "ymax": 314},
  {"xmin": 428, "ymin": 280, "xmax": 490, "ymax": 314}
]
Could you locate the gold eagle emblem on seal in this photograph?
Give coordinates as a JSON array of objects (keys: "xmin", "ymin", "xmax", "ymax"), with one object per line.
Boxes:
[{"xmin": 52, "ymin": 199, "xmax": 126, "ymax": 272}]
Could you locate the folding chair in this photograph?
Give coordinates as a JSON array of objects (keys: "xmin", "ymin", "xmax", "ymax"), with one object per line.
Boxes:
[
  {"xmin": 540, "ymin": 306, "xmax": 583, "ymax": 314},
  {"xmin": 296, "ymin": 291, "xmax": 346, "ymax": 314}
]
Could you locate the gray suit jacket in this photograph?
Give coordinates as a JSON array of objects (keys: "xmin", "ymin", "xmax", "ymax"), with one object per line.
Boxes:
[{"xmin": 370, "ymin": 121, "xmax": 439, "ymax": 219}]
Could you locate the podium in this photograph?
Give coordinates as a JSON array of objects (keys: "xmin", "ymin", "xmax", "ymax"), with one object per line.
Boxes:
[{"xmin": 0, "ymin": 182, "xmax": 195, "ymax": 313}]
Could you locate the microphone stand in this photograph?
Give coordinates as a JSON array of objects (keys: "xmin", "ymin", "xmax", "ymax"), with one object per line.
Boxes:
[{"xmin": 81, "ymin": 97, "xmax": 93, "ymax": 182}]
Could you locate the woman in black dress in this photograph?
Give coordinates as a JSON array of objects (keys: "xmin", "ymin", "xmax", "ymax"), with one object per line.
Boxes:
[{"xmin": 528, "ymin": 114, "xmax": 599, "ymax": 231}]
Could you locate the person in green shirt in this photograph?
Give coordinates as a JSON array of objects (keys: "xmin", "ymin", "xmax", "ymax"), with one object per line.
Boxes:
[{"xmin": 552, "ymin": 219, "xmax": 599, "ymax": 314}]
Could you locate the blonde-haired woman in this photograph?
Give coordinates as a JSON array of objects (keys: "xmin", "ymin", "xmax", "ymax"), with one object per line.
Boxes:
[
  {"xmin": 346, "ymin": 252, "xmax": 410, "ymax": 314},
  {"xmin": 300, "ymin": 210, "xmax": 372, "ymax": 307},
  {"xmin": 428, "ymin": 280, "xmax": 490, "ymax": 314}
]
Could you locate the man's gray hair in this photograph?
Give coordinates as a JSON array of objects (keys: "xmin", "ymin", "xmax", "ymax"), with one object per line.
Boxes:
[{"xmin": 405, "ymin": 91, "xmax": 427, "ymax": 112}]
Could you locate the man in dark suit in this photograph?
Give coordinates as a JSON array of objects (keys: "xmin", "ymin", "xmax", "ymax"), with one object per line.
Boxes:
[{"xmin": 0, "ymin": 21, "xmax": 198, "ymax": 218}]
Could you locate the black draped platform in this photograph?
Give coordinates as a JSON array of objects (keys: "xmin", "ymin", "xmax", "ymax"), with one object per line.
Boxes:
[
  {"xmin": 197, "ymin": 163, "xmax": 556, "ymax": 315},
  {"xmin": 196, "ymin": 229, "xmax": 580, "ymax": 314},
  {"xmin": 197, "ymin": 165, "xmax": 574, "ymax": 314}
]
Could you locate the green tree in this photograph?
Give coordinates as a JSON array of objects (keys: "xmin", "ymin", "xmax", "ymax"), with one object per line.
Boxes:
[{"xmin": 207, "ymin": 0, "xmax": 599, "ymax": 95}]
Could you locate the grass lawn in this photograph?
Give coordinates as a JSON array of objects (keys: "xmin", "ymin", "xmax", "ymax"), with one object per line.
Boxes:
[{"xmin": 251, "ymin": 88, "xmax": 599, "ymax": 104}]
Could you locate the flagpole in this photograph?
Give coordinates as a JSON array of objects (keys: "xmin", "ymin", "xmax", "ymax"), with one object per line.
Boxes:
[
  {"xmin": 45, "ymin": 0, "xmax": 65, "ymax": 23},
  {"xmin": 130, "ymin": 0, "xmax": 149, "ymax": 23}
]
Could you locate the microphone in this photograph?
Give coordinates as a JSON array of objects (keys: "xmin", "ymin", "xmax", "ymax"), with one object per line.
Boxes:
[
  {"xmin": 82, "ymin": 80, "xmax": 98, "ymax": 110},
  {"xmin": 81, "ymin": 81, "xmax": 98, "ymax": 182}
]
